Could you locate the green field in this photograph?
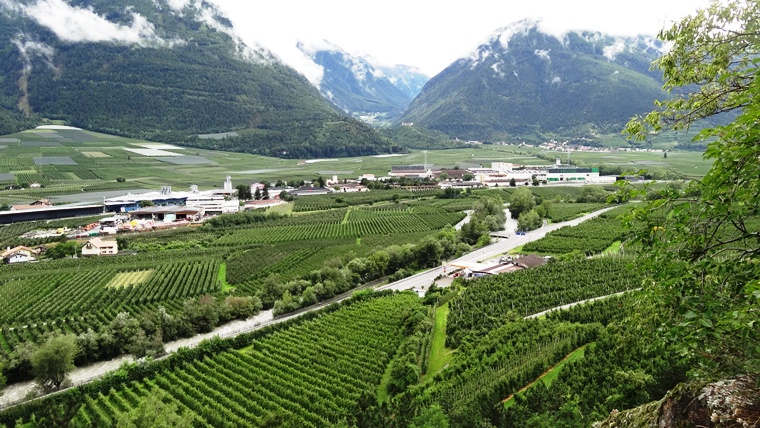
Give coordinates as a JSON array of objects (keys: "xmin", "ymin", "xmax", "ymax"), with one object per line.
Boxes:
[
  {"xmin": 423, "ymin": 302, "xmax": 455, "ymax": 382},
  {"xmin": 0, "ymin": 128, "xmax": 713, "ymax": 207},
  {"xmin": 492, "ymin": 144, "xmax": 711, "ymax": 179}
]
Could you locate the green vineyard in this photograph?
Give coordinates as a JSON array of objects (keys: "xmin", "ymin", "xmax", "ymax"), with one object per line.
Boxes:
[{"xmin": 68, "ymin": 293, "xmax": 422, "ymax": 427}]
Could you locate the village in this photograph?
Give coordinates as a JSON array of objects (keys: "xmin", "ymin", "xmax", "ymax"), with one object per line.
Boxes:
[{"xmin": 0, "ymin": 158, "xmax": 614, "ymax": 265}]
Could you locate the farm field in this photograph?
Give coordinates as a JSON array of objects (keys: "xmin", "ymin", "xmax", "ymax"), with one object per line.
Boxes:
[
  {"xmin": 0, "ymin": 196, "xmax": 690, "ymax": 428},
  {"xmin": 0, "ymin": 128, "xmax": 552, "ymax": 206},
  {"xmin": 522, "ymin": 205, "xmax": 633, "ymax": 255},
  {"xmin": 491, "ymin": 144, "xmax": 712, "ymax": 179},
  {"xmin": 0, "ymin": 195, "xmax": 468, "ymax": 377},
  {"xmin": 0, "ymin": 128, "xmax": 707, "ymax": 428},
  {"xmin": 0, "ymin": 127, "xmax": 712, "ymax": 207}
]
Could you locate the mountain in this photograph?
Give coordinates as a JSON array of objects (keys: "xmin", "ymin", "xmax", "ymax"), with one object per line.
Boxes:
[
  {"xmin": 398, "ymin": 19, "xmax": 668, "ymax": 142},
  {"xmin": 298, "ymin": 41, "xmax": 428, "ymax": 124},
  {"xmin": 365, "ymin": 61, "xmax": 429, "ymax": 101},
  {"xmin": 0, "ymin": 0, "xmax": 397, "ymax": 158}
]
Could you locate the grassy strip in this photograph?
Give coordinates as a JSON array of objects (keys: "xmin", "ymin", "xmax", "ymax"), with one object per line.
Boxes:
[
  {"xmin": 601, "ymin": 241, "xmax": 622, "ymax": 255},
  {"xmin": 105, "ymin": 269, "xmax": 154, "ymax": 289},
  {"xmin": 503, "ymin": 345, "xmax": 588, "ymax": 408},
  {"xmin": 218, "ymin": 262, "xmax": 233, "ymax": 293},
  {"xmin": 422, "ymin": 303, "xmax": 455, "ymax": 382},
  {"xmin": 342, "ymin": 209, "xmax": 351, "ymax": 225},
  {"xmin": 376, "ymin": 352, "xmax": 395, "ymax": 404}
]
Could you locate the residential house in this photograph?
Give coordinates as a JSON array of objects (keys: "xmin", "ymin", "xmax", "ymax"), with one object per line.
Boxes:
[
  {"xmin": 1, "ymin": 246, "xmax": 36, "ymax": 263},
  {"xmin": 81, "ymin": 238, "xmax": 118, "ymax": 256}
]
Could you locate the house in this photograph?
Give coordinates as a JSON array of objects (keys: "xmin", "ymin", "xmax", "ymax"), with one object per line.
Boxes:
[
  {"xmin": 81, "ymin": 238, "xmax": 118, "ymax": 256},
  {"xmin": 1, "ymin": 246, "xmax": 36, "ymax": 264},
  {"xmin": 336, "ymin": 183, "xmax": 368, "ymax": 193},
  {"xmin": 10, "ymin": 199, "xmax": 53, "ymax": 211},
  {"xmin": 511, "ymin": 255, "xmax": 548, "ymax": 270},
  {"xmin": 288, "ymin": 186, "xmax": 333, "ymax": 196}
]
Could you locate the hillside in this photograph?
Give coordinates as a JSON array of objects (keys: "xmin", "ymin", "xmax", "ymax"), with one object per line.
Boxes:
[
  {"xmin": 399, "ymin": 19, "xmax": 668, "ymax": 143},
  {"xmin": 0, "ymin": 0, "xmax": 396, "ymax": 158}
]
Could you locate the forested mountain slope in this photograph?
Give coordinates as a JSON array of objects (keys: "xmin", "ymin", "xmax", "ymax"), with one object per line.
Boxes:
[
  {"xmin": 399, "ymin": 19, "xmax": 668, "ymax": 142},
  {"xmin": 0, "ymin": 0, "xmax": 396, "ymax": 158}
]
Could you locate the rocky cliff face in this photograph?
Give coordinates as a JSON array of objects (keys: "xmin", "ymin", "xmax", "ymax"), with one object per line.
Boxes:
[{"xmin": 594, "ymin": 376, "xmax": 759, "ymax": 428}]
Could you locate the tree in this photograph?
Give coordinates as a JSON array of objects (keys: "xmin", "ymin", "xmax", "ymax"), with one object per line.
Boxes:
[
  {"xmin": 438, "ymin": 172, "xmax": 449, "ymax": 181},
  {"xmin": 624, "ymin": 0, "xmax": 760, "ymax": 378},
  {"xmin": 253, "ymin": 187, "xmax": 262, "ymax": 200},
  {"xmin": 182, "ymin": 295, "xmax": 220, "ymax": 333},
  {"xmin": 576, "ymin": 185, "xmax": 608, "ymax": 203},
  {"xmin": 139, "ymin": 200, "xmax": 154, "ymax": 208},
  {"xmin": 409, "ymin": 405, "xmax": 450, "ymax": 428},
  {"xmin": 517, "ymin": 210, "xmax": 542, "ymax": 231},
  {"xmin": 116, "ymin": 389, "xmax": 194, "ymax": 428},
  {"xmin": 235, "ymin": 183, "xmax": 252, "ymax": 201},
  {"xmin": 509, "ymin": 177, "xmax": 517, "ymax": 187},
  {"xmin": 45, "ymin": 240, "xmax": 78, "ymax": 259},
  {"xmin": 462, "ymin": 173, "xmax": 475, "ymax": 181},
  {"xmin": 258, "ymin": 274, "xmax": 284, "ymax": 308},
  {"xmin": 508, "ymin": 187, "xmax": 535, "ymax": 218},
  {"xmin": 262, "ymin": 186, "xmax": 270, "ymax": 200},
  {"xmin": 31, "ymin": 334, "xmax": 79, "ymax": 392}
]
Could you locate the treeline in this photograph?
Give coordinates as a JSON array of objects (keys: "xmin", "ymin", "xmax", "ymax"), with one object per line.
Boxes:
[
  {"xmin": 266, "ymin": 225, "xmax": 474, "ymax": 316},
  {"xmin": 261, "ymin": 194, "xmax": 505, "ymax": 315},
  {"xmin": 2, "ymin": 294, "xmax": 260, "ymax": 387}
]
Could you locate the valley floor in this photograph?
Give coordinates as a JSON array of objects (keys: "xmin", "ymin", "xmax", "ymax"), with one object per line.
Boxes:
[{"xmin": 0, "ymin": 206, "xmax": 614, "ymax": 409}]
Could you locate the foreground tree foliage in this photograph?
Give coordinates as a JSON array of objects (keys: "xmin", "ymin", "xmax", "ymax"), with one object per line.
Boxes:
[
  {"xmin": 115, "ymin": 389, "xmax": 194, "ymax": 428},
  {"xmin": 625, "ymin": 0, "xmax": 760, "ymax": 378},
  {"xmin": 31, "ymin": 334, "xmax": 79, "ymax": 392}
]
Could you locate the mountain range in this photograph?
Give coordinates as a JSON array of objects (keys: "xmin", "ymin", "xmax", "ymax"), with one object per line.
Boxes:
[
  {"xmin": 398, "ymin": 19, "xmax": 669, "ymax": 142},
  {"xmin": 297, "ymin": 41, "xmax": 428, "ymax": 124},
  {"xmin": 0, "ymin": 0, "xmax": 398, "ymax": 158},
  {"xmin": 0, "ymin": 2, "xmax": 683, "ymax": 155}
]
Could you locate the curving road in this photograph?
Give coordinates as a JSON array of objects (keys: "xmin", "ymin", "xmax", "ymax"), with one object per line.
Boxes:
[
  {"xmin": 377, "ymin": 206, "xmax": 616, "ymax": 294},
  {"xmin": 0, "ymin": 206, "xmax": 616, "ymax": 409}
]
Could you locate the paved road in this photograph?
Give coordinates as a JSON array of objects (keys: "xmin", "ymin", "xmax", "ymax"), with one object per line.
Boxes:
[
  {"xmin": 377, "ymin": 206, "xmax": 616, "ymax": 294},
  {"xmin": 0, "ymin": 206, "xmax": 616, "ymax": 409}
]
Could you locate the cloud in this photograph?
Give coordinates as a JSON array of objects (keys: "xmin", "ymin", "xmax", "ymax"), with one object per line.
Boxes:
[
  {"xmin": 21, "ymin": 0, "xmax": 166, "ymax": 45},
  {"xmin": 12, "ymin": 33, "xmax": 57, "ymax": 74},
  {"xmin": 0, "ymin": 0, "xmax": 21, "ymax": 13},
  {"xmin": 166, "ymin": 0, "xmax": 192, "ymax": 12},
  {"xmin": 603, "ymin": 39, "xmax": 627, "ymax": 61}
]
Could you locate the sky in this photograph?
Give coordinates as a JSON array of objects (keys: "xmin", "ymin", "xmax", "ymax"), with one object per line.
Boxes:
[
  {"xmin": 4, "ymin": 0, "xmax": 714, "ymax": 87},
  {"xmin": 209, "ymin": 0, "xmax": 713, "ymax": 78}
]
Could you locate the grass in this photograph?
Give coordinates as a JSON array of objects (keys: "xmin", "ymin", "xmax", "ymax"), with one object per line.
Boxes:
[
  {"xmin": 423, "ymin": 302, "xmax": 455, "ymax": 382},
  {"xmin": 601, "ymin": 240, "xmax": 622, "ymax": 255},
  {"xmin": 218, "ymin": 262, "xmax": 234, "ymax": 292},
  {"xmin": 503, "ymin": 345, "xmax": 588, "ymax": 408},
  {"xmin": 376, "ymin": 353, "xmax": 395, "ymax": 404},
  {"xmin": 105, "ymin": 269, "xmax": 154, "ymax": 288},
  {"xmin": 0, "ymin": 127, "xmax": 715, "ymax": 209}
]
